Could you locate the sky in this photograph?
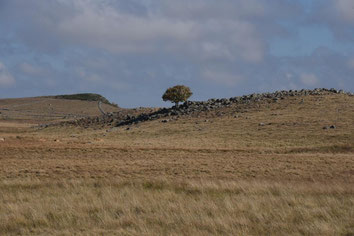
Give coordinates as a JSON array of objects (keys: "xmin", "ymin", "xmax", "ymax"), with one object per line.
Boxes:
[{"xmin": 0, "ymin": 0, "xmax": 353, "ymax": 107}]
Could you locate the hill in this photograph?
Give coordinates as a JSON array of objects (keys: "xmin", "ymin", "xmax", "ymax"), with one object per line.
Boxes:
[
  {"xmin": 0, "ymin": 88, "xmax": 353, "ymax": 235},
  {"xmin": 63, "ymin": 88, "xmax": 354, "ymax": 137},
  {"xmin": 47, "ymin": 93, "xmax": 113, "ymax": 105},
  {"xmin": 0, "ymin": 94, "xmax": 120, "ymax": 124}
]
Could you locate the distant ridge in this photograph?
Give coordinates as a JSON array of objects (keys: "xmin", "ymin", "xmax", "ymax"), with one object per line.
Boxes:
[
  {"xmin": 60, "ymin": 88, "xmax": 353, "ymax": 128},
  {"xmin": 46, "ymin": 93, "xmax": 115, "ymax": 106},
  {"xmin": 0, "ymin": 93, "xmax": 120, "ymax": 124}
]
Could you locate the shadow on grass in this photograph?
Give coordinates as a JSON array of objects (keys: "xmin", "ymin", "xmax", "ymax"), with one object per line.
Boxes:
[{"xmin": 285, "ymin": 144, "xmax": 353, "ymax": 154}]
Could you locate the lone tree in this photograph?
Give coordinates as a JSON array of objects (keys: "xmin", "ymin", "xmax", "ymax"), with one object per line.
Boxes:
[{"xmin": 162, "ymin": 85, "xmax": 192, "ymax": 107}]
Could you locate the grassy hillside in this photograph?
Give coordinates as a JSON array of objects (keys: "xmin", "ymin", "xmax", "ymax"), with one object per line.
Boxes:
[
  {"xmin": 0, "ymin": 90, "xmax": 353, "ymax": 235},
  {"xmin": 50, "ymin": 93, "xmax": 113, "ymax": 105},
  {"xmin": 55, "ymin": 91, "xmax": 354, "ymax": 153},
  {"xmin": 0, "ymin": 96, "xmax": 120, "ymax": 124}
]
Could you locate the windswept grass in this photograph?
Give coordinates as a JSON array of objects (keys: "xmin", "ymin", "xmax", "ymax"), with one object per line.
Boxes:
[
  {"xmin": 1, "ymin": 179, "xmax": 354, "ymax": 235},
  {"xmin": 0, "ymin": 93, "xmax": 353, "ymax": 235}
]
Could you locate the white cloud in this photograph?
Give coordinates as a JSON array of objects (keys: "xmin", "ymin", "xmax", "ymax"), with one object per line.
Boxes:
[
  {"xmin": 202, "ymin": 68, "xmax": 244, "ymax": 86},
  {"xmin": 20, "ymin": 62, "xmax": 45, "ymax": 76},
  {"xmin": 86, "ymin": 74, "xmax": 103, "ymax": 82},
  {"xmin": 201, "ymin": 42, "xmax": 233, "ymax": 60},
  {"xmin": 334, "ymin": 0, "xmax": 354, "ymax": 22},
  {"xmin": 313, "ymin": 0, "xmax": 354, "ymax": 41},
  {"xmin": 300, "ymin": 73, "xmax": 319, "ymax": 86},
  {"xmin": 57, "ymin": 1, "xmax": 198, "ymax": 53},
  {"xmin": 285, "ymin": 73, "xmax": 294, "ymax": 79},
  {"xmin": 3, "ymin": 0, "xmax": 284, "ymax": 63},
  {"xmin": 1, "ymin": 0, "xmax": 354, "ymax": 106},
  {"xmin": 0, "ymin": 62, "xmax": 15, "ymax": 86},
  {"xmin": 159, "ymin": 0, "xmax": 266, "ymax": 19},
  {"xmin": 75, "ymin": 67, "xmax": 103, "ymax": 83},
  {"xmin": 348, "ymin": 59, "xmax": 354, "ymax": 69},
  {"xmin": 55, "ymin": 1, "xmax": 266, "ymax": 62},
  {"xmin": 194, "ymin": 20, "xmax": 265, "ymax": 62}
]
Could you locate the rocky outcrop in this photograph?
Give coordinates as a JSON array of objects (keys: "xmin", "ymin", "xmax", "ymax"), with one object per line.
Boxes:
[
  {"xmin": 52, "ymin": 88, "xmax": 353, "ymax": 128},
  {"xmin": 112, "ymin": 88, "xmax": 352, "ymax": 127}
]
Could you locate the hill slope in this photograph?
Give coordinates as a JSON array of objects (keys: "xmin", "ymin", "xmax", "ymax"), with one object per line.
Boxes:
[
  {"xmin": 0, "ymin": 88, "xmax": 353, "ymax": 235},
  {"xmin": 0, "ymin": 95, "xmax": 120, "ymax": 124},
  {"xmin": 60, "ymin": 89, "xmax": 354, "ymax": 154},
  {"xmin": 47, "ymin": 93, "xmax": 113, "ymax": 104},
  {"xmin": 99, "ymin": 89, "xmax": 353, "ymax": 152}
]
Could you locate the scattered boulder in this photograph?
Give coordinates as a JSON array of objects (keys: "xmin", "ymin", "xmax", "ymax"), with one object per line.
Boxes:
[
  {"xmin": 52, "ymin": 88, "xmax": 353, "ymax": 128},
  {"xmin": 323, "ymin": 125, "xmax": 337, "ymax": 130}
]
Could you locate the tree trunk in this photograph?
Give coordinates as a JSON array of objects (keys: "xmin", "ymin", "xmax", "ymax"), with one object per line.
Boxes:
[{"xmin": 175, "ymin": 102, "xmax": 179, "ymax": 107}]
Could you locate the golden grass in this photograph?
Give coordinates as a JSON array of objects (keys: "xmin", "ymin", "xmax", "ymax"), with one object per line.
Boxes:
[
  {"xmin": 1, "ymin": 179, "xmax": 353, "ymax": 235},
  {"xmin": 0, "ymin": 93, "xmax": 353, "ymax": 235},
  {"xmin": 22, "ymin": 94, "xmax": 351, "ymax": 153},
  {"xmin": 0, "ymin": 97, "xmax": 119, "ymax": 123},
  {"xmin": 1, "ymin": 144, "xmax": 354, "ymax": 182}
]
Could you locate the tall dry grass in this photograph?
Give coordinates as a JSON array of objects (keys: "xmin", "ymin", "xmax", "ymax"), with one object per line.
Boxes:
[
  {"xmin": 1, "ymin": 179, "xmax": 353, "ymax": 235},
  {"xmin": 1, "ymin": 94, "xmax": 353, "ymax": 235}
]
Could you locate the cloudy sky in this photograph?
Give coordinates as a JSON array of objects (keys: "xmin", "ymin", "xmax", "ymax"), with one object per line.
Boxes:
[{"xmin": 0, "ymin": 0, "xmax": 353, "ymax": 107}]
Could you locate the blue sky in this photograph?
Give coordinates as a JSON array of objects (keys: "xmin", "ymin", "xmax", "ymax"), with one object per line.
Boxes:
[{"xmin": 0, "ymin": 0, "xmax": 353, "ymax": 107}]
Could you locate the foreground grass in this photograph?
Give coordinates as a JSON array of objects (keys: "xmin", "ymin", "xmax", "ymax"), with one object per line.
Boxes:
[
  {"xmin": 1, "ymin": 179, "xmax": 353, "ymax": 235},
  {"xmin": 0, "ymin": 93, "xmax": 353, "ymax": 235}
]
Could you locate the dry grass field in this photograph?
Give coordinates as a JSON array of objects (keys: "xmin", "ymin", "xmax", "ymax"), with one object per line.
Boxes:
[
  {"xmin": 0, "ymin": 96, "xmax": 120, "ymax": 124},
  {"xmin": 0, "ymin": 93, "xmax": 353, "ymax": 235}
]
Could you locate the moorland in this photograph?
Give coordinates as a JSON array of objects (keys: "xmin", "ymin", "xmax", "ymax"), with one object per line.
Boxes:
[{"xmin": 0, "ymin": 90, "xmax": 353, "ymax": 235}]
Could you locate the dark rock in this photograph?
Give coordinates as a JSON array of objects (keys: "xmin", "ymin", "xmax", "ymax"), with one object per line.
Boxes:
[{"xmin": 58, "ymin": 88, "xmax": 352, "ymax": 128}]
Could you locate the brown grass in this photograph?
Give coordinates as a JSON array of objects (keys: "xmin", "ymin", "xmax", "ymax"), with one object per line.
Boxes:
[
  {"xmin": 1, "ymin": 179, "xmax": 353, "ymax": 235},
  {"xmin": 0, "ymin": 97, "xmax": 119, "ymax": 124},
  {"xmin": 1, "ymin": 144, "xmax": 354, "ymax": 182},
  {"xmin": 0, "ymin": 93, "xmax": 353, "ymax": 235}
]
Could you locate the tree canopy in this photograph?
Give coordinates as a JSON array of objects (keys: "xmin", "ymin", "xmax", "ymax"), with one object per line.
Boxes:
[{"xmin": 162, "ymin": 85, "xmax": 192, "ymax": 106}]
